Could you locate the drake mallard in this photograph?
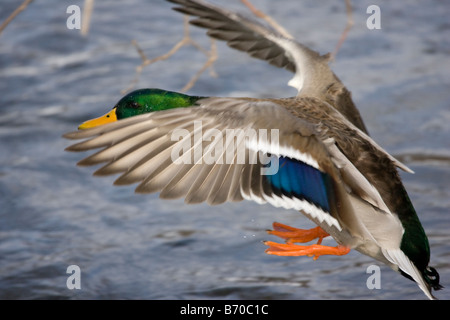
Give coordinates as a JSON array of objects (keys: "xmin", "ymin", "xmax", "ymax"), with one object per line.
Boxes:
[{"xmin": 64, "ymin": 0, "xmax": 442, "ymax": 299}]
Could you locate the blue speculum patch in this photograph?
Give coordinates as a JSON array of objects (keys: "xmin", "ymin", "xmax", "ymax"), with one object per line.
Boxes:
[{"xmin": 264, "ymin": 156, "xmax": 332, "ymax": 212}]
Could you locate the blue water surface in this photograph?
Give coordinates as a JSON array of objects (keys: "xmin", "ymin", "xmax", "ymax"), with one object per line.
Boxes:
[{"xmin": 0, "ymin": 0, "xmax": 449, "ymax": 300}]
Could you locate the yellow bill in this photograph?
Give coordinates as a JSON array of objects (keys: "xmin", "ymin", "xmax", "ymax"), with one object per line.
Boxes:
[{"xmin": 78, "ymin": 108, "xmax": 117, "ymax": 130}]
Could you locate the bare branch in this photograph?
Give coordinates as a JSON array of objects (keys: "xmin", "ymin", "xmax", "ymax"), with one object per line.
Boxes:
[
  {"xmin": 181, "ymin": 38, "xmax": 218, "ymax": 92},
  {"xmin": 240, "ymin": 0, "xmax": 293, "ymax": 39},
  {"xmin": 123, "ymin": 16, "xmax": 218, "ymax": 94},
  {"xmin": 0, "ymin": 0, "xmax": 34, "ymax": 36},
  {"xmin": 81, "ymin": 0, "xmax": 95, "ymax": 36},
  {"xmin": 331, "ymin": 0, "xmax": 354, "ymax": 60}
]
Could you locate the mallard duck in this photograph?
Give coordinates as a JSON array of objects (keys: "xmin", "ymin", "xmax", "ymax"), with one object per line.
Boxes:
[{"xmin": 64, "ymin": 0, "xmax": 442, "ymax": 299}]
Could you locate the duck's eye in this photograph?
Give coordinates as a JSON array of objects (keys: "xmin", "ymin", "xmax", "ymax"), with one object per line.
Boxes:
[{"xmin": 128, "ymin": 102, "xmax": 140, "ymax": 109}]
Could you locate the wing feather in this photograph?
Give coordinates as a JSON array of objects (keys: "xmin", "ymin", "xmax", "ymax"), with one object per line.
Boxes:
[
  {"xmin": 168, "ymin": 0, "xmax": 336, "ymax": 93},
  {"xmin": 65, "ymin": 97, "xmax": 401, "ymax": 232},
  {"xmin": 170, "ymin": 0, "xmax": 296, "ymax": 72}
]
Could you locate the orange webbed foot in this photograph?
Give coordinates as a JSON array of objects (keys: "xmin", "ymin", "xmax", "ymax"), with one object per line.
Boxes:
[
  {"xmin": 264, "ymin": 241, "xmax": 351, "ymax": 260},
  {"xmin": 265, "ymin": 222, "xmax": 350, "ymax": 260},
  {"xmin": 267, "ymin": 222, "xmax": 330, "ymax": 244}
]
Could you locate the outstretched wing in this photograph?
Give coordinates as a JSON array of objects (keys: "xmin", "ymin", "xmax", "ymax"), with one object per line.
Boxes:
[
  {"xmin": 64, "ymin": 97, "xmax": 399, "ymax": 233},
  {"xmin": 169, "ymin": 0, "xmax": 296, "ymax": 72},
  {"xmin": 168, "ymin": 0, "xmax": 334, "ymax": 94}
]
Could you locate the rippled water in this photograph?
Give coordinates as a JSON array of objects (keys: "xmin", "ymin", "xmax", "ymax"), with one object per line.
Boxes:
[{"xmin": 1, "ymin": 0, "xmax": 449, "ymax": 300}]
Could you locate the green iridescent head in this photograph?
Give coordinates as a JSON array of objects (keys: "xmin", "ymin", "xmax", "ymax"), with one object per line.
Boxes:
[{"xmin": 78, "ymin": 88, "xmax": 202, "ymax": 129}]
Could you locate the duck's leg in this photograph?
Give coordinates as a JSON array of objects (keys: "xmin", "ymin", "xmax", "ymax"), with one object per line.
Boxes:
[
  {"xmin": 265, "ymin": 222, "xmax": 350, "ymax": 260},
  {"xmin": 267, "ymin": 222, "xmax": 329, "ymax": 244}
]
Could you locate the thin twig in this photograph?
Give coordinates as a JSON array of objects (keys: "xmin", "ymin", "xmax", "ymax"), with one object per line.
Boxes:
[
  {"xmin": 81, "ymin": 0, "xmax": 95, "ymax": 36},
  {"xmin": 331, "ymin": 0, "xmax": 354, "ymax": 60},
  {"xmin": 0, "ymin": 0, "xmax": 34, "ymax": 36},
  {"xmin": 181, "ymin": 38, "xmax": 217, "ymax": 92},
  {"xmin": 124, "ymin": 16, "xmax": 218, "ymax": 94},
  {"xmin": 240, "ymin": 0, "xmax": 293, "ymax": 39}
]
